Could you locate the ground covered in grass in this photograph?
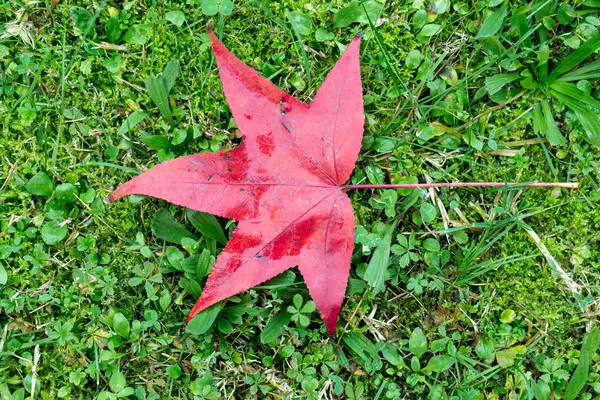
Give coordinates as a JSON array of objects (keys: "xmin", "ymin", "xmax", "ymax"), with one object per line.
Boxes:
[{"xmin": 1, "ymin": 0, "xmax": 600, "ymax": 399}]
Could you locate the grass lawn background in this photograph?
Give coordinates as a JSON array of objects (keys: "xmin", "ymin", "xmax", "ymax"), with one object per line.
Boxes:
[{"xmin": 1, "ymin": 0, "xmax": 599, "ymax": 398}]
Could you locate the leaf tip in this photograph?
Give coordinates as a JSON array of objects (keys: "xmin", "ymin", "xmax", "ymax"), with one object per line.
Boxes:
[
  {"xmin": 184, "ymin": 313, "xmax": 195, "ymax": 325},
  {"xmin": 207, "ymin": 27, "xmax": 222, "ymax": 49},
  {"xmin": 185, "ymin": 300, "xmax": 205, "ymax": 325},
  {"xmin": 105, "ymin": 187, "xmax": 125, "ymax": 204},
  {"xmin": 325, "ymin": 316, "xmax": 338, "ymax": 335}
]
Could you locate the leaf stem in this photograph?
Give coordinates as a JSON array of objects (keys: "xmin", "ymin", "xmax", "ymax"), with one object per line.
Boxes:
[{"xmin": 341, "ymin": 182, "xmax": 580, "ymax": 190}]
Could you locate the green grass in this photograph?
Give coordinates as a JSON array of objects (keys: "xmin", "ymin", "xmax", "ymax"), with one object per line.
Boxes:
[{"xmin": 1, "ymin": 0, "xmax": 600, "ymax": 399}]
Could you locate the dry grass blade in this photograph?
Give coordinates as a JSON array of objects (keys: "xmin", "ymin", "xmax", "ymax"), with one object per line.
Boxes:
[{"xmin": 525, "ymin": 228, "xmax": 582, "ymax": 295}]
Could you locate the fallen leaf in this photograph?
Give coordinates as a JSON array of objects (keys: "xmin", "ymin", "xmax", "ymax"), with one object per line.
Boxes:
[{"xmin": 108, "ymin": 30, "xmax": 364, "ymax": 334}]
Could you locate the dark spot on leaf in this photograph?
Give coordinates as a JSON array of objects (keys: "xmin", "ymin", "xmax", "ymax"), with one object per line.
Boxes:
[
  {"xmin": 256, "ymin": 133, "xmax": 275, "ymax": 156},
  {"xmin": 226, "ymin": 257, "xmax": 242, "ymax": 273},
  {"xmin": 227, "ymin": 232, "xmax": 262, "ymax": 251},
  {"xmin": 262, "ymin": 215, "xmax": 319, "ymax": 260}
]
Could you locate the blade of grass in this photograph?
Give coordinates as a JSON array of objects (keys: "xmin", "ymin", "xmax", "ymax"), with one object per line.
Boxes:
[
  {"xmin": 364, "ymin": 220, "xmax": 397, "ymax": 293},
  {"xmin": 162, "ymin": 59, "xmax": 180, "ymax": 93},
  {"xmin": 289, "ymin": 24, "xmax": 311, "ymax": 89},
  {"xmin": 512, "ymin": 6, "xmax": 532, "ymax": 48},
  {"xmin": 475, "ymin": 2, "xmax": 507, "ymax": 38},
  {"xmin": 363, "ymin": 2, "xmax": 423, "ymax": 120},
  {"xmin": 532, "ymin": 128, "xmax": 559, "ymax": 181},
  {"xmin": 564, "ymin": 328, "xmax": 600, "ymax": 400},
  {"xmin": 549, "ymin": 89, "xmax": 600, "ymax": 146},
  {"xmin": 145, "ymin": 77, "xmax": 173, "ymax": 125},
  {"xmin": 50, "ymin": 32, "xmax": 66, "ymax": 169},
  {"xmin": 547, "ymin": 34, "xmax": 600, "ymax": 82},
  {"xmin": 522, "ymin": 224, "xmax": 582, "ymax": 294},
  {"xmin": 455, "ymin": 218, "xmax": 518, "ymax": 283},
  {"xmin": 459, "ymin": 254, "xmax": 537, "ymax": 284},
  {"xmin": 541, "ymin": 99, "xmax": 566, "ymax": 146},
  {"xmin": 556, "ymin": 59, "xmax": 600, "ymax": 82},
  {"xmin": 117, "ymin": 111, "xmax": 149, "ymax": 136},
  {"xmin": 549, "ymin": 81, "xmax": 600, "ymax": 111},
  {"xmin": 76, "ymin": 162, "xmax": 142, "ymax": 175}
]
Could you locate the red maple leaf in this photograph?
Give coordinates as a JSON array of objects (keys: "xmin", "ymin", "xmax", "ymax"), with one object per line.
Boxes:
[
  {"xmin": 107, "ymin": 31, "xmax": 577, "ymax": 334},
  {"xmin": 108, "ymin": 31, "xmax": 364, "ymax": 334}
]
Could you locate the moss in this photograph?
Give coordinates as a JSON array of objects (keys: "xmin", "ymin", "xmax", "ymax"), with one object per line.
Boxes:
[{"xmin": 1, "ymin": 0, "xmax": 599, "ymax": 398}]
